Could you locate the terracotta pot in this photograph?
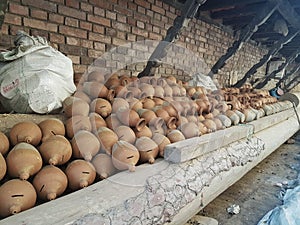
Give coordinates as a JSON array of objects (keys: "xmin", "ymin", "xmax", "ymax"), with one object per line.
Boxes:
[
  {"xmin": 0, "ymin": 179, "xmax": 36, "ymax": 217},
  {"xmin": 204, "ymin": 112, "xmax": 214, "ymax": 119},
  {"xmin": 166, "ymin": 75, "xmax": 177, "ymax": 84},
  {"xmin": 179, "ymin": 122, "xmax": 200, "ymax": 139},
  {"xmin": 142, "ymin": 98, "xmax": 156, "ymax": 109},
  {"xmin": 157, "ymin": 77, "xmax": 167, "ymax": 87},
  {"xmin": 216, "ymin": 114, "xmax": 232, "ymax": 128},
  {"xmin": 154, "ymin": 86, "xmax": 165, "ymax": 98},
  {"xmin": 202, "ymin": 119, "xmax": 217, "ymax": 133},
  {"xmin": 139, "ymin": 83, "xmax": 155, "ymax": 98},
  {"xmin": 134, "ymin": 125, "xmax": 152, "ymax": 138},
  {"xmin": 243, "ymin": 108, "xmax": 257, "ymax": 122},
  {"xmin": 163, "ymin": 103, "xmax": 178, "ymax": 118},
  {"xmin": 73, "ymin": 91, "xmax": 91, "ymax": 104},
  {"xmin": 105, "ymin": 114, "xmax": 122, "ymax": 130},
  {"xmin": 198, "ymin": 122, "xmax": 208, "ymax": 135},
  {"xmin": 104, "ymin": 77, "xmax": 120, "ymax": 89},
  {"xmin": 39, "ymin": 135, "xmax": 72, "ymax": 166},
  {"xmin": 128, "ymin": 98, "xmax": 143, "ymax": 111},
  {"xmin": 127, "ymin": 87, "xmax": 145, "ymax": 99},
  {"xmin": 152, "ymin": 133, "xmax": 171, "ymax": 157},
  {"xmin": 96, "ymin": 127, "xmax": 118, "ymax": 155},
  {"xmin": 39, "ymin": 118, "xmax": 65, "ymax": 142},
  {"xmin": 65, "ymin": 160, "xmax": 96, "ymax": 190},
  {"xmin": 167, "ymin": 130, "xmax": 185, "ymax": 143},
  {"xmin": 32, "ymin": 165, "xmax": 68, "ymax": 201},
  {"xmin": 135, "ymin": 137, "xmax": 159, "ymax": 164},
  {"xmin": 63, "ymin": 96, "xmax": 90, "ymax": 118},
  {"xmin": 112, "ymin": 98, "xmax": 129, "ymax": 113},
  {"xmin": 225, "ymin": 110, "xmax": 240, "ymax": 125},
  {"xmin": 171, "ymin": 86, "xmax": 181, "ymax": 97},
  {"xmin": 233, "ymin": 110, "xmax": 245, "ymax": 123},
  {"xmin": 115, "ymin": 125, "xmax": 136, "ymax": 144},
  {"xmin": 166, "ymin": 116, "xmax": 177, "ymax": 130},
  {"xmin": 0, "ymin": 131, "xmax": 9, "ymax": 155},
  {"xmin": 9, "ymin": 121, "xmax": 42, "ymax": 146},
  {"xmin": 119, "ymin": 75, "xmax": 131, "ymax": 86},
  {"xmin": 71, "ymin": 131, "xmax": 100, "ymax": 161},
  {"xmin": 114, "ymin": 86, "xmax": 133, "ymax": 99},
  {"xmin": 179, "ymin": 86, "xmax": 186, "ymax": 96},
  {"xmin": 170, "ymin": 101, "xmax": 184, "ymax": 116},
  {"xmin": 112, "ymin": 140, "xmax": 140, "ymax": 172},
  {"xmin": 186, "ymin": 115, "xmax": 198, "ymax": 123},
  {"xmin": 90, "ymin": 98, "xmax": 112, "ymax": 118},
  {"xmin": 116, "ymin": 107, "xmax": 146, "ymax": 131},
  {"xmin": 89, "ymin": 112, "xmax": 107, "ymax": 132},
  {"xmin": 92, "ymin": 153, "xmax": 118, "ymax": 179},
  {"xmin": 213, "ymin": 118, "xmax": 224, "ymax": 130},
  {"xmin": 0, "ymin": 153, "xmax": 7, "ymax": 181},
  {"xmin": 6, "ymin": 143, "xmax": 42, "ymax": 180},
  {"xmin": 152, "ymin": 97, "xmax": 165, "ymax": 106},
  {"xmin": 137, "ymin": 108, "xmax": 157, "ymax": 124},
  {"xmin": 153, "ymin": 107, "xmax": 170, "ymax": 122},
  {"xmin": 86, "ymin": 70, "xmax": 106, "ymax": 83},
  {"xmin": 176, "ymin": 116, "xmax": 188, "ymax": 126},
  {"xmin": 66, "ymin": 115, "xmax": 92, "ymax": 138},
  {"xmin": 163, "ymin": 85, "xmax": 173, "ymax": 97}
]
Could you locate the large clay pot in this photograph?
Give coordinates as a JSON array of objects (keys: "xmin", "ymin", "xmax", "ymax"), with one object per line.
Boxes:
[
  {"xmin": 65, "ymin": 160, "xmax": 96, "ymax": 190},
  {"xmin": 137, "ymin": 109, "xmax": 157, "ymax": 124},
  {"xmin": 116, "ymin": 107, "xmax": 146, "ymax": 131},
  {"xmin": 112, "ymin": 141, "xmax": 140, "ymax": 172},
  {"xmin": 33, "ymin": 165, "xmax": 68, "ymax": 201},
  {"xmin": 96, "ymin": 127, "xmax": 118, "ymax": 155},
  {"xmin": 89, "ymin": 112, "xmax": 107, "ymax": 132},
  {"xmin": 134, "ymin": 125, "xmax": 152, "ymax": 138},
  {"xmin": 128, "ymin": 98, "xmax": 143, "ymax": 111},
  {"xmin": 135, "ymin": 137, "xmax": 159, "ymax": 164},
  {"xmin": 39, "ymin": 118, "xmax": 66, "ymax": 142},
  {"xmin": 6, "ymin": 143, "xmax": 42, "ymax": 180},
  {"xmin": 9, "ymin": 121, "xmax": 42, "ymax": 146},
  {"xmin": 0, "ymin": 179, "xmax": 36, "ymax": 217},
  {"xmin": 179, "ymin": 122, "xmax": 200, "ymax": 139},
  {"xmin": 83, "ymin": 82, "xmax": 110, "ymax": 99},
  {"xmin": 152, "ymin": 97, "xmax": 165, "ymax": 106},
  {"xmin": 92, "ymin": 153, "xmax": 118, "ymax": 179},
  {"xmin": 142, "ymin": 98, "xmax": 156, "ymax": 109},
  {"xmin": 233, "ymin": 109, "xmax": 245, "ymax": 123},
  {"xmin": 153, "ymin": 107, "xmax": 170, "ymax": 122},
  {"xmin": 90, "ymin": 98, "xmax": 112, "ymax": 118},
  {"xmin": 71, "ymin": 131, "xmax": 100, "ymax": 161},
  {"xmin": 167, "ymin": 130, "xmax": 185, "ymax": 143},
  {"xmin": 152, "ymin": 133, "xmax": 171, "ymax": 157},
  {"xmin": 115, "ymin": 126, "xmax": 136, "ymax": 144},
  {"xmin": 74, "ymin": 91, "xmax": 92, "ymax": 104},
  {"xmin": 39, "ymin": 135, "xmax": 72, "ymax": 166},
  {"xmin": 63, "ymin": 96, "xmax": 90, "ymax": 118},
  {"xmin": 154, "ymin": 86, "xmax": 165, "ymax": 98},
  {"xmin": 111, "ymin": 98, "xmax": 129, "ymax": 113},
  {"xmin": 105, "ymin": 114, "xmax": 122, "ymax": 130},
  {"xmin": 163, "ymin": 103, "xmax": 178, "ymax": 118},
  {"xmin": 163, "ymin": 85, "xmax": 173, "ymax": 97},
  {"xmin": 0, "ymin": 131, "xmax": 9, "ymax": 155},
  {"xmin": 0, "ymin": 153, "xmax": 7, "ymax": 181},
  {"xmin": 139, "ymin": 83, "xmax": 155, "ymax": 98},
  {"xmin": 66, "ymin": 115, "xmax": 92, "ymax": 138}
]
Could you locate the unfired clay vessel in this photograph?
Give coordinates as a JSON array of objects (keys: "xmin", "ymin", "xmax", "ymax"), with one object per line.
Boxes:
[
  {"xmin": 92, "ymin": 153, "xmax": 118, "ymax": 179},
  {"xmin": 9, "ymin": 121, "xmax": 42, "ymax": 146},
  {"xmin": 39, "ymin": 118, "xmax": 66, "ymax": 142}
]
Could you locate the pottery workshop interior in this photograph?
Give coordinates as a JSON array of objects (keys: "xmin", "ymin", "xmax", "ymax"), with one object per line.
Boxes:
[{"xmin": 1, "ymin": 0, "xmax": 300, "ymax": 224}]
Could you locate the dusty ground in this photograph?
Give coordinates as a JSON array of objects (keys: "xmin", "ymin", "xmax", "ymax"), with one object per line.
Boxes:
[{"xmin": 187, "ymin": 131, "xmax": 300, "ymax": 225}]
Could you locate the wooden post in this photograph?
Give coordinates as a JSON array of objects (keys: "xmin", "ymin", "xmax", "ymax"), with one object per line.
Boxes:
[
  {"xmin": 208, "ymin": 1, "xmax": 278, "ymax": 78},
  {"xmin": 232, "ymin": 30, "xmax": 299, "ymax": 88}
]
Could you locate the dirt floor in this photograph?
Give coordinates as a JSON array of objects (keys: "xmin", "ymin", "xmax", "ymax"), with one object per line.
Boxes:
[{"xmin": 187, "ymin": 131, "xmax": 300, "ymax": 225}]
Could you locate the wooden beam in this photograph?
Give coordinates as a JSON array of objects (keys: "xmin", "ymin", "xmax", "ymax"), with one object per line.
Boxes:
[
  {"xmin": 210, "ymin": 4, "xmax": 263, "ymax": 19},
  {"xmin": 276, "ymin": 64, "xmax": 300, "ymax": 88},
  {"xmin": 223, "ymin": 15, "xmax": 254, "ymax": 26},
  {"xmin": 233, "ymin": 30, "xmax": 299, "ymax": 88},
  {"xmin": 200, "ymin": 0, "xmax": 267, "ymax": 11},
  {"xmin": 284, "ymin": 74, "xmax": 300, "ymax": 92},
  {"xmin": 252, "ymin": 32, "xmax": 283, "ymax": 39},
  {"xmin": 277, "ymin": 0, "xmax": 300, "ymax": 30},
  {"xmin": 208, "ymin": 1, "xmax": 278, "ymax": 78}
]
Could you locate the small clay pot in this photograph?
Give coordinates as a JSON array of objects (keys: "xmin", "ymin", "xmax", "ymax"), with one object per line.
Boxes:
[
  {"xmin": 198, "ymin": 122, "xmax": 208, "ymax": 135},
  {"xmin": 112, "ymin": 141, "xmax": 140, "ymax": 172},
  {"xmin": 167, "ymin": 130, "xmax": 185, "ymax": 143},
  {"xmin": 163, "ymin": 85, "xmax": 173, "ymax": 97},
  {"xmin": 225, "ymin": 110, "xmax": 240, "ymax": 125},
  {"xmin": 179, "ymin": 122, "xmax": 200, "ymax": 139},
  {"xmin": 152, "ymin": 97, "xmax": 165, "ymax": 106},
  {"xmin": 202, "ymin": 119, "xmax": 217, "ymax": 133},
  {"xmin": 116, "ymin": 107, "xmax": 146, "ymax": 131},
  {"xmin": 135, "ymin": 137, "xmax": 159, "ymax": 164},
  {"xmin": 111, "ymin": 98, "xmax": 129, "ymax": 113},
  {"xmin": 0, "ymin": 131, "xmax": 9, "ymax": 155},
  {"xmin": 134, "ymin": 125, "xmax": 152, "ymax": 138},
  {"xmin": 142, "ymin": 98, "xmax": 156, "ymax": 109},
  {"xmin": 163, "ymin": 103, "xmax": 178, "ymax": 118},
  {"xmin": 89, "ymin": 112, "xmax": 107, "ymax": 132},
  {"xmin": 6, "ymin": 143, "xmax": 42, "ymax": 180},
  {"xmin": 0, "ymin": 179, "xmax": 36, "ymax": 217},
  {"xmin": 139, "ymin": 83, "xmax": 155, "ymax": 98},
  {"xmin": 115, "ymin": 125, "xmax": 136, "ymax": 144},
  {"xmin": 213, "ymin": 118, "xmax": 225, "ymax": 130},
  {"xmin": 105, "ymin": 114, "xmax": 122, "ymax": 130},
  {"xmin": 96, "ymin": 127, "xmax": 118, "ymax": 155},
  {"xmin": 63, "ymin": 96, "xmax": 90, "ymax": 118},
  {"xmin": 65, "ymin": 160, "xmax": 96, "ymax": 190},
  {"xmin": 71, "ymin": 130, "xmax": 100, "ymax": 161},
  {"xmin": 0, "ymin": 153, "xmax": 7, "ymax": 181},
  {"xmin": 129, "ymin": 98, "xmax": 144, "ymax": 111},
  {"xmin": 154, "ymin": 86, "xmax": 165, "ymax": 98},
  {"xmin": 39, "ymin": 118, "xmax": 66, "ymax": 142},
  {"xmin": 92, "ymin": 153, "xmax": 118, "ymax": 179},
  {"xmin": 66, "ymin": 115, "xmax": 92, "ymax": 138},
  {"xmin": 83, "ymin": 82, "xmax": 110, "ymax": 99},
  {"xmin": 137, "ymin": 109, "xmax": 157, "ymax": 124},
  {"xmin": 9, "ymin": 121, "xmax": 42, "ymax": 146},
  {"xmin": 33, "ymin": 165, "xmax": 68, "ymax": 201},
  {"xmin": 105, "ymin": 77, "xmax": 120, "ymax": 89},
  {"xmin": 216, "ymin": 114, "xmax": 232, "ymax": 128},
  {"xmin": 39, "ymin": 135, "xmax": 72, "ymax": 166},
  {"xmin": 152, "ymin": 133, "xmax": 171, "ymax": 157},
  {"xmin": 90, "ymin": 98, "xmax": 112, "ymax": 118}
]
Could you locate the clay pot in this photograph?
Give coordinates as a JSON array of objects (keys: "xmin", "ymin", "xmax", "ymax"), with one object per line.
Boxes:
[
  {"xmin": 86, "ymin": 70, "xmax": 106, "ymax": 83},
  {"xmin": 128, "ymin": 98, "xmax": 143, "ymax": 111},
  {"xmin": 177, "ymin": 116, "xmax": 189, "ymax": 126},
  {"xmin": 115, "ymin": 125, "xmax": 136, "ymax": 144},
  {"xmin": 134, "ymin": 125, "xmax": 152, "ymax": 138},
  {"xmin": 6, "ymin": 143, "xmax": 42, "ymax": 180},
  {"xmin": 39, "ymin": 135, "xmax": 72, "ymax": 166},
  {"xmin": 9, "ymin": 121, "xmax": 42, "ymax": 146},
  {"xmin": 112, "ymin": 98, "xmax": 129, "ymax": 113},
  {"xmin": 63, "ymin": 96, "xmax": 90, "ymax": 118},
  {"xmin": 127, "ymin": 87, "xmax": 145, "ymax": 99},
  {"xmin": 163, "ymin": 103, "xmax": 178, "ymax": 118},
  {"xmin": 152, "ymin": 133, "xmax": 171, "ymax": 157},
  {"xmin": 154, "ymin": 86, "xmax": 165, "ymax": 98},
  {"xmin": 112, "ymin": 141, "xmax": 140, "ymax": 172},
  {"xmin": 216, "ymin": 114, "xmax": 232, "ymax": 128},
  {"xmin": 233, "ymin": 110, "xmax": 245, "ymax": 123},
  {"xmin": 166, "ymin": 75, "xmax": 177, "ymax": 84},
  {"xmin": 105, "ymin": 77, "xmax": 120, "ymax": 89},
  {"xmin": 0, "ymin": 153, "xmax": 6, "ymax": 181},
  {"xmin": 153, "ymin": 107, "xmax": 170, "ymax": 122},
  {"xmin": 135, "ymin": 137, "xmax": 159, "ymax": 164},
  {"xmin": 171, "ymin": 101, "xmax": 184, "ymax": 116},
  {"xmin": 89, "ymin": 112, "xmax": 107, "ymax": 132},
  {"xmin": 114, "ymin": 86, "xmax": 133, "ymax": 99},
  {"xmin": 92, "ymin": 153, "xmax": 118, "ymax": 179},
  {"xmin": 139, "ymin": 83, "xmax": 155, "ymax": 98},
  {"xmin": 65, "ymin": 160, "xmax": 96, "ymax": 190},
  {"xmin": 137, "ymin": 109, "xmax": 157, "ymax": 124},
  {"xmin": 0, "ymin": 179, "xmax": 36, "ymax": 217},
  {"xmin": 142, "ymin": 98, "xmax": 156, "ymax": 109},
  {"xmin": 179, "ymin": 122, "xmax": 200, "ymax": 139},
  {"xmin": 66, "ymin": 115, "xmax": 92, "ymax": 138},
  {"xmin": 71, "ymin": 131, "xmax": 100, "ymax": 161},
  {"xmin": 167, "ymin": 130, "xmax": 185, "ymax": 143},
  {"xmin": 105, "ymin": 114, "xmax": 122, "ymax": 130},
  {"xmin": 186, "ymin": 115, "xmax": 198, "ymax": 123},
  {"xmin": 171, "ymin": 86, "xmax": 181, "ymax": 97},
  {"xmin": 213, "ymin": 118, "xmax": 224, "ymax": 130},
  {"xmin": 83, "ymin": 82, "xmax": 109, "ymax": 99},
  {"xmin": 198, "ymin": 122, "xmax": 208, "ymax": 135},
  {"xmin": 225, "ymin": 110, "xmax": 240, "ymax": 125},
  {"xmin": 116, "ymin": 107, "xmax": 146, "ymax": 131},
  {"xmin": 187, "ymin": 87, "xmax": 196, "ymax": 97},
  {"xmin": 39, "ymin": 118, "xmax": 65, "ymax": 142},
  {"xmin": 32, "ymin": 165, "xmax": 68, "ymax": 201},
  {"xmin": 96, "ymin": 127, "xmax": 118, "ymax": 155},
  {"xmin": 163, "ymin": 85, "xmax": 173, "ymax": 97},
  {"xmin": 0, "ymin": 131, "xmax": 9, "ymax": 155},
  {"xmin": 157, "ymin": 77, "xmax": 167, "ymax": 87},
  {"xmin": 119, "ymin": 75, "xmax": 131, "ymax": 86},
  {"xmin": 202, "ymin": 119, "xmax": 217, "ymax": 133},
  {"xmin": 90, "ymin": 98, "xmax": 112, "ymax": 118},
  {"xmin": 243, "ymin": 108, "xmax": 257, "ymax": 122}
]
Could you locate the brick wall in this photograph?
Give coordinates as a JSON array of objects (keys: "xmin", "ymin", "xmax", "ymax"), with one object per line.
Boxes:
[{"xmin": 0, "ymin": 0, "xmax": 269, "ymax": 88}]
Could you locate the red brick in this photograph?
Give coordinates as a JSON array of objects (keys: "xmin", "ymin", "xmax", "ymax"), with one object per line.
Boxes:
[
  {"xmin": 112, "ymin": 21, "xmax": 130, "ymax": 32},
  {"xmin": 81, "ymin": 40, "xmax": 93, "ymax": 49},
  {"xmin": 149, "ymin": 32, "xmax": 162, "ymax": 40},
  {"xmin": 30, "ymin": 9, "xmax": 48, "ymax": 20},
  {"xmin": 24, "ymin": 18, "xmax": 57, "ymax": 32},
  {"xmin": 30, "ymin": 29, "xmax": 49, "ymax": 39},
  {"xmin": 163, "ymin": 2, "xmax": 169, "ymax": 11},
  {"xmin": 73, "ymin": 64, "xmax": 88, "ymax": 74},
  {"xmin": 65, "ymin": 17, "xmax": 78, "ymax": 27},
  {"xmin": 1, "ymin": 24, "xmax": 9, "ymax": 35},
  {"xmin": 80, "ymin": 2, "xmax": 92, "ymax": 12},
  {"xmin": 137, "ymin": 21, "xmax": 145, "ymax": 29},
  {"xmin": 9, "ymin": 3, "xmax": 29, "ymax": 16},
  {"xmin": 0, "ymin": 34, "xmax": 14, "ymax": 48},
  {"xmin": 117, "ymin": 14, "xmax": 127, "ymax": 23},
  {"xmin": 166, "ymin": 11, "xmax": 176, "ymax": 20},
  {"xmin": 93, "ymin": 24, "xmax": 105, "ymax": 34},
  {"xmin": 128, "ymin": 2, "xmax": 137, "ymax": 11},
  {"xmin": 59, "ymin": 44, "xmax": 87, "ymax": 56},
  {"xmin": 155, "ymin": 0, "xmax": 163, "ymax": 7},
  {"xmin": 94, "ymin": 7, "xmax": 105, "ymax": 16},
  {"xmin": 132, "ymin": 27, "xmax": 148, "ymax": 38},
  {"xmin": 137, "ymin": 6, "xmax": 145, "ymax": 14},
  {"xmin": 146, "ymin": 23, "xmax": 153, "ymax": 32},
  {"xmin": 117, "ymin": 31, "xmax": 126, "ymax": 40},
  {"xmin": 80, "ymin": 21, "xmax": 92, "ymax": 31},
  {"xmin": 94, "ymin": 42, "xmax": 105, "ymax": 51},
  {"xmin": 87, "ymin": 15, "xmax": 111, "ymax": 27},
  {"xmin": 133, "ymin": 12, "xmax": 150, "ymax": 23},
  {"xmin": 151, "ymin": 4, "xmax": 165, "ymax": 15},
  {"xmin": 66, "ymin": 0, "xmax": 79, "ymax": 9},
  {"xmin": 49, "ymin": 33, "xmax": 65, "ymax": 44},
  {"xmin": 58, "ymin": 5, "xmax": 86, "ymax": 20},
  {"xmin": 49, "ymin": 0, "xmax": 64, "ymax": 3},
  {"xmin": 4, "ymin": 13, "xmax": 22, "ymax": 25},
  {"xmin": 114, "ymin": 5, "xmax": 132, "ymax": 16},
  {"xmin": 89, "ymin": 32, "xmax": 111, "ymax": 44},
  {"xmin": 154, "ymin": 13, "xmax": 161, "ymax": 21},
  {"xmin": 134, "ymin": 0, "xmax": 150, "ymax": 8},
  {"xmin": 105, "ymin": 28, "xmax": 117, "ymax": 37},
  {"xmin": 9, "ymin": 25, "xmax": 30, "ymax": 35},
  {"xmin": 22, "ymin": 0, "xmax": 57, "ymax": 12},
  {"xmin": 88, "ymin": 49, "xmax": 104, "ymax": 58},
  {"xmin": 49, "ymin": 13, "xmax": 64, "ymax": 24},
  {"xmin": 66, "ymin": 37, "xmax": 80, "ymax": 45},
  {"xmin": 81, "ymin": 56, "xmax": 94, "ymax": 65},
  {"xmin": 59, "ymin": 25, "xmax": 87, "ymax": 39},
  {"xmin": 89, "ymin": 0, "xmax": 112, "ymax": 10},
  {"xmin": 106, "ymin": 11, "xmax": 116, "ymax": 20}
]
